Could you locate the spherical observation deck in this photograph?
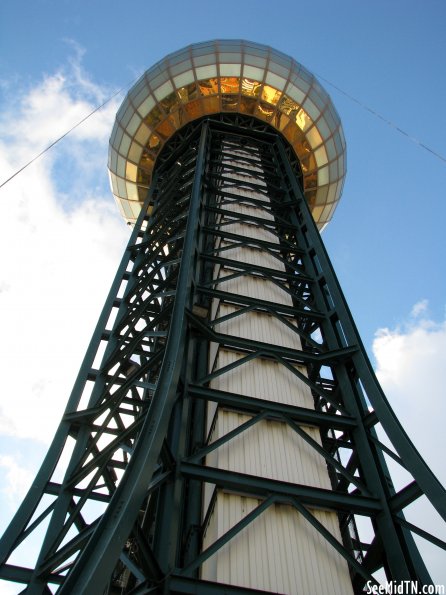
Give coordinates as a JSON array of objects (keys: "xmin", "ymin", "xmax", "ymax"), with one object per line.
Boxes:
[{"xmin": 108, "ymin": 40, "xmax": 346, "ymax": 230}]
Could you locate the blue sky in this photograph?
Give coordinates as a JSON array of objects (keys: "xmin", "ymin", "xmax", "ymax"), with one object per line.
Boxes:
[{"xmin": 0, "ymin": 0, "xmax": 445, "ymax": 588}]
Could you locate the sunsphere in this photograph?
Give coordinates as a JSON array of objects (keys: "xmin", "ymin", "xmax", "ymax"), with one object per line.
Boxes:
[{"xmin": 108, "ymin": 39, "xmax": 346, "ymax": 229}]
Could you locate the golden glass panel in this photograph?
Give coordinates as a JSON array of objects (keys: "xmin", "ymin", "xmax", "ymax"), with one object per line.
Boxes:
[
  {"xmin": 311, "ymin": 205, "xmax": 324, "ymax": 221},
  {"xmin": 148, "ymin": 134, "xmax": 161, "ymax": 151},
  {"xmin": 274, "ymin": 111, "xmax": 290, "ymax": 132},
  {"xmin": 221, "ymin": 94, "xmax": 239, "ymax": 111},
  {"xmin": 137, "ymin": 169, "xmax": 150, "ymax": 185},
  {"xmin": 139, "ymin": 149, "xmax": 155, "ymax": 173},
  {"xmin": 240, "ymin": 96, "xmax": 257, "ymax": 115},
  {"xmin": 126, "ymin": 162, "xmax": 138, "ymax": 182},
  {"xmin": 282, "ymin": 122, "xmax": 299, "ymax": 146},
  {"xmin": 304, "ymin": 171, "xmax": 318, "ymax": 190},
  {"xmin": 293, "ymin": 108, "xmax": 310, "ymax": 132},
  {"xmin": 160, "ymin": 91, "xmax": 178, "ymax": 114},
  {"xmin": 299, "ymin": 152, "xmax": 316, "ymax": 174},
  {"xmin": 138, "ymin": 184, "xmax": 150, "ymax": 202},
  {"xmin": 291, "ymin": 136, "xmax": 312, "ymax": 160},
  {"xmin": 184, "ymin": 99, "xmax": 204, "ymax": 120},
  {"xmin": 304, "ymin": 189, "xmax": 317, "ymax": 211},
  {"xmin": 278, "ymin": 95, "xmax": 301, "ymax": 117},
  {"xmin": 155, "ymin": 118, "xmax": 176, "ymax": 140},
  {"xmin": 220, "ymin": 77, "xmax": 240, "ymax": 93},
  {"xmin": 261, "ymin": 85, "xmax": 281, "ymax": 105},
  {"xmin": 241, "ymin": 78, "xmax": 261, "ymax": 98},
  {"xmin": 167, "ymin": 110, "xmax": 182, "ymax": 130},
  {"xmin": 201, "ymin": 96, "xmax": 220, "ymax": 114},
  {"xmin": 177, "ymin": 83, "xmax": 198, "ymax": 103},
  {"xmin": 256, "ymin": 102, "xmax": 275, "ymax": 121},
  {"xmin": 198, "ymin": 78, "xmax": 219, "ymax": 96},
  {"xmin": 144, "ymin": 106, "xmax": 163, "ymax": 129}
]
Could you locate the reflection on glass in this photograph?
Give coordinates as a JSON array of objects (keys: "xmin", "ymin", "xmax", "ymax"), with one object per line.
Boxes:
[
  {"xmin": 222, "ymin": 94, "xmax": 238, "ymax": 111},
  {"xmin": 294, "ymin": 108, "xmax": 310, "ymax": 131},
  {"xmin": 139, "ymin": 149, "xmax": 155, "ymax": 172},
  {"xmin": 160, "ymin": 91, "xmax": 178, "ymax": 114},
  {"xmin": 155, "ymin": 118, "xmax": 175, "ymax": 140},
  {"xmin": 261, "ymin": 85, "xmax": 282, "ymax": 105},
  {"xmin": 241, "ymin": 78, "xmax": 261, "ymax": 97},
  {"xmin": 144, "ymin": 106, "xmax": 163, "ymax": 129},
  {"xmin": 184, "ymin": 99, "xmax": 203, "ymax": 120},
  {"xmin": 177, "ymin": 83, "xmax": 198, "ymax": 103},
  {"xmin": 278, "ymin": 96, "xmax": 301, "ymax": 117},
  {"xmin": 240, "ymin": 96, "xmax": 257, "ymax": 115},
  {"xmin": 198, "ymin": 78, "xmax": 219, "ymax": 96},
  {"xmin": 257, "ymin": 102, "xmax": 275, "ymax": 120},
  {"xmin": 202, "ymin": 96, "xmax": 220, "ymax": 114},
  {"xmin": 148, "ymin": 134, "xmax": 161, "ymax": 151},
  {"xmin": 220, "ymin": 77, "xmax": 240, "ymax": 93}
]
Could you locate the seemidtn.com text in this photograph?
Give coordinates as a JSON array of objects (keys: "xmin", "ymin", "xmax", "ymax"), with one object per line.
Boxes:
[{"xmin": 366, "ymin": 582, "xmax": 445, "ymax": 595}]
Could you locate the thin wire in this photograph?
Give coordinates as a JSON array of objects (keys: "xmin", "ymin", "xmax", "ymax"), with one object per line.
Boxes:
[
  {"xmin": 315, "ymin": 72, "xmax": 446, "ymax": 165},
  {"xmin": 0, "ymin": 77, "xmax": 140, "ymax": 190}
]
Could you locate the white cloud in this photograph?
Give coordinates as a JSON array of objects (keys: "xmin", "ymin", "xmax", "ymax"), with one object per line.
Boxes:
[
  {"xmin": 0, "ymin": 455, "xmax": 34, "ymax": 507},
  {"xmin": 410, "ymin": 298, "xmax": 429, "ymax": 319},
  {"xmin": 373, "ymin": 304, "xmax": 446, "ymax": 484},
  {"xmin": 0, "ymin": 52, "xmax": 130, "ymax": 444},
  {"xmin": 373, "ymin": 304, "xmax": 446, "ymax": 582}
]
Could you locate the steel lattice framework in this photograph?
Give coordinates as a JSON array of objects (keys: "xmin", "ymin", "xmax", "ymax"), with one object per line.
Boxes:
[{"xmin": 1, "ymin": 115, "xmax": 445, "ymax": 594}]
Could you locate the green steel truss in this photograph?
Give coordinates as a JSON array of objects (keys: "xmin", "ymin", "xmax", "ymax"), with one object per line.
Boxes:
[{"xmin": 1, "ymin": 115, "xmax": 445, "ymax": 594}]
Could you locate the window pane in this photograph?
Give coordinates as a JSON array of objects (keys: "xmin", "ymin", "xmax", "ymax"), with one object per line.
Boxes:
[
  {"xmin": 196, "ymin": 65, "xmax": 217, "ymax": 79},
  {"xmin": 220, "ymin": 63, "xmax": 241, "ymax": 77}
]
